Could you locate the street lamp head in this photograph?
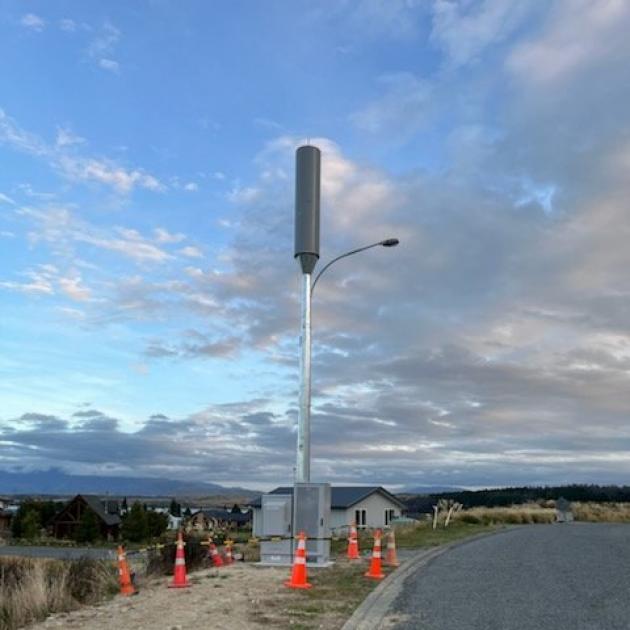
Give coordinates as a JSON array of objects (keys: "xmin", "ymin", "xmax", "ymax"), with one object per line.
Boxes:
[{"xmin": 381, "ymin": 238, "xmax": 399, "ymax": 247}]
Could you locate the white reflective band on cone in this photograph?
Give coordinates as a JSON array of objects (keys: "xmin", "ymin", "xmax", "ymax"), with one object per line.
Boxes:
[
  {"xmin": 175, "ymin": 558, "xmax": 186, "ymax": 566},
  {"xmin": 295, "ymin": 556, "xmax": 306, "ymax": 565},
  {"xmin": 374, "ymin": 551, "xmax": 381, "ymax": 558}
]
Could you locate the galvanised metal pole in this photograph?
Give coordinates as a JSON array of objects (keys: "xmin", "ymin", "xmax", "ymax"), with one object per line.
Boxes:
[
  {"xmin": 294, "ymin": 144, "xmax": 321, "ymax": 484},
  {"xmin": 296, "ymin": 271, "xmax": 312, "ymax": 482}
]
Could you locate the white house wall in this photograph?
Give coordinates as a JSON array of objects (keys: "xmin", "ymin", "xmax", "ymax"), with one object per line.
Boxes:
[
  {"xmin": 254, "ymin": 492, "xmax": 402, "ymax": 536},
  {"xmin": 332, "ymin": 494, "xmax": 402, "ymax": 531}
]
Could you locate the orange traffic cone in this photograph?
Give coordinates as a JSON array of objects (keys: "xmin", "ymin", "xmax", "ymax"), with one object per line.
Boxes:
[
  {"xmin": 224, "ymin": 539, "xmax": 234, "ymax": 565},
  {"xmin": 117, "ymin": 545, "xmax": 136, "ymax": 596},
  {"xmin": 364, "ymin": 530, "xmax": 385, "ymax": 579},
  {"xmin": 209, "ymin": 539, "xmax": 224, "ymax": 567},
  {"xmin": 384, "ymin": 529, "xmax": 400, "ymax": 567},
  {"xmin": 168, "ymin": 531, "xmax": 191, "ymax": 588},
  {"xmin": 284, "ymin": 531, "xmax": 312, "ymax": 589},
  {"xmin": 347, "ymin": 522, "xmax": 360, "ymax": 560}
]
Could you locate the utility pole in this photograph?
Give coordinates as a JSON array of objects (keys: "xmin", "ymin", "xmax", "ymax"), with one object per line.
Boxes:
[{"xmin": 293, "ymin": 144, "xmax": 320, "ymax": 483}]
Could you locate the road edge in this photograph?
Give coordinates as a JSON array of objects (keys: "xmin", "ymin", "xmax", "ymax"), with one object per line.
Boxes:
[{"xmin": 341, "ymin": 527, "xmax": 517, "ymax": 630}]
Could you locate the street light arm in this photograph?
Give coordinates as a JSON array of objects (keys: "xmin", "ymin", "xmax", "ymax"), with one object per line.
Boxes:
[{"xmin": 311, "ymin": 239, "xmax": 397, "ymax": 295}]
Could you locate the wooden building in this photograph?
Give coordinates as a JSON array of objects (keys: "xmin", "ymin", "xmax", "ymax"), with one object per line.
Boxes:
[
  {"xmin": 187, "ymin": 508, "xmax": 252, "ymax": 532},
  {"xmin": 0, "ymin": 509, "xmax": 13, "ymax": 534},
  {"xmin": 52, "ymin": 494, "xmax": 121, "ymax": 540}
]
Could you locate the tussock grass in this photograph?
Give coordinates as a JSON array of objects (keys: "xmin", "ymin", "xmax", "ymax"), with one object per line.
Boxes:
[
  {"xmin": 572, "ymin": 501, "xmax": 630, "ymax": 522},
  {"xmin": 452, "ymin": 501, "xmax": 630, "ymax": 525},
  {"xmin": 0, "ymin": 557, "xmax": 117, "ymax": 630},
  {"xmin": 454, "ymin": 503, "xmax": 556, "ymax": 525}
]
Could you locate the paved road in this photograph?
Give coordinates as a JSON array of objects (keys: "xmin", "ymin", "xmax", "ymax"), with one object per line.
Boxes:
[
  {"xmin": 0, "ymin": 545, "xmax": 115, "ymax": 560},
  {"xmin": 392, "ymin": 524, "xmax": 630, "ymax": 630}
]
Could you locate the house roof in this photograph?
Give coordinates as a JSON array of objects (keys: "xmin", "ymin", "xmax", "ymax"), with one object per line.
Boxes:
[
  {"xmin": 77, "ymin": 495, "xmax": 121, "ymax": 526},
  {"xmin": 249, "ymin": 486, "xmax": 406, "ymax": 510}
]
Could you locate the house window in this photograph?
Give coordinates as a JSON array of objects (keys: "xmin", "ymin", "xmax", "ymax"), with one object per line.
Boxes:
[
  {"xmin": 355, "ymin": 509, "xmax": 367, "ymax": 528},
  {"xmin": 384, "ymin": 509, "xmax": 396, "ymax": 526}
]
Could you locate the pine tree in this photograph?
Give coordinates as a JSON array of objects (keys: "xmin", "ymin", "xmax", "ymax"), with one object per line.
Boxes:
[{"xmin": 169, "ymin": 498, "xmax": 181, "ymax": 517}]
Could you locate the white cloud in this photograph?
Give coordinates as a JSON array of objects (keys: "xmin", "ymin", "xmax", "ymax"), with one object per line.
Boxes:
[
  {"xmin": 431, "ymin": 0, "xmax": 532, "ymax": 68},
  {"xmin": 76, "ymin": 233, "xmax": 172, "ymax": 263},
  {"xmin": 183, "ymin": 182, "xmax": 199, "ymax": 192},
  {"xmin": 340, "ymin": 0, "xmax": 423, "ymax": 41},
  {"xmin": 99, "ymin": 58, "xmax": 120, "ymax": 73},
  {"xmin": 0, "ymin": 109, "xmax": 47, "ymax": 156},
  {"xmin": 58, "ymin": 274, "xmax": 92, "ymax": 302},
  {"xmin": 0, "ymin": 265, "xmax": 56, "ymax": 295},
  {"xmin": 227, "ymin": 186, "xmax": 261, "ymax": 204},
  {"xmin": 58, "ymin": 156, "xmax": 163, "ymax": 193},
  {"xmin": 59, "ymin": 19, "xmax": 77, "ymax": 32},
  {"xmin": 56, "ymin": 126, "xmax": 85, "ymax": 147},
  {"xmin": 18, "ymin": 206, "xmax": 173, "ymax": 265},
  {"xmin": 0, "ymin": 192, "xmax": 16, "ymax": 205},
  {"xmin": 350, "ymin": 72, "xmax": 432, "ymax": 138},
  {"xmin": 507, "ymin": 0, "xmax": 630, "ymax": 85},
  {"xmin": 1, "ymin": 109, "xmax": 164, "ymax": 194},
  {"xmin": 178, "ymin": 245, "xmax": 204, "ymax": 259},
  {"xmin": 154, "ymin": 228, "xmax": 186, "ymax": 244},
  {"xmin": 87, "ymin": 22, "xmax": 121, "ymax": 72},
  {"xmin": 88, "ymin": 22, "xmax": 120, "ymax": 57},
  {"xmin": 20, "ymin": 14, "xmax": 45, "ymax": 32}
]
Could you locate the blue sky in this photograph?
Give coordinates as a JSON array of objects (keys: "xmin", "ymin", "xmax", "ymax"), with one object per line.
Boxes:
[{"xmin": 2, "ymin": 1, "xmax": 630, "ymax": 490}]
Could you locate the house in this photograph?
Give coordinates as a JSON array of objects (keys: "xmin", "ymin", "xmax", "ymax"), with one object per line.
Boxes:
[
  {"xmin": 168, "ymin": 514, "xmax": 183, "ymax": 530},
  {"xmin": 51, "ymin": 495, "xmax": 121, "ymax": 540},
  {"xmin": 250, "ymin": 486, "xmax": 406, "ymax": 534},
  {"xmin": 187, "ymin": 508, "xmax": 252, "ymax": 532}
]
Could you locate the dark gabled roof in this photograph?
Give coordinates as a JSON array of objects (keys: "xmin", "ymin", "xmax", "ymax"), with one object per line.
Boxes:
[
  {"xmin": 77, "ymin": 495, "xmax": 121, "ymax": 526},
  {"xmin": 249, "ymin": 486, "xmax": 405, "ymax": 510}
]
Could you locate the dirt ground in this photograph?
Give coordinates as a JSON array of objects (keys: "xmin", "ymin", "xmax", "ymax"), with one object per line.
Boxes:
[{"xmin": 28, "ymin": 560, "xmax": 369, "ymax": 630}]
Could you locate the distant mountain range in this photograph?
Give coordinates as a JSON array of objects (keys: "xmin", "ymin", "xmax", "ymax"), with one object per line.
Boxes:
[
  {"xmin": 399, "ymin": 485, "xmax": 465, "ymax": 495},
  {"xmin": 0, "ymin": 469, "xmax": 258, "ymax": 497}
]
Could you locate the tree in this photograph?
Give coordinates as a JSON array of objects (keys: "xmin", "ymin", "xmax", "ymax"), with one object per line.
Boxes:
[
  {"xmin": 183, "ymin": 506, "xmax": 192, "ymax": 518},
  {"xmin": 12, "ymin": 500, "xmax": 50, "ymax": 539},
  {"xmin": 231, "ymin": 503, "xmax": 241, "ymax": 514},
  {"xmin": 169, "ymin": 498, "xmax": 181, "ymax": 517},
  {"xmin": 76, "ymin": 509, "xmax": 100, "ymax": 543},
  {"xmin": 146, "ymin": 510, "xmax": 169, "ymax": 538},
  {"xmin": 21, "ymin": 510, "xmax": 41, "ymax": 540},
  {"xmin": 121, "ymin": 497, "xmax": 128, "ymax": 513},
  {"xmin": 121, "ymin": 502, "xmax": 149, "ymax": 542}
]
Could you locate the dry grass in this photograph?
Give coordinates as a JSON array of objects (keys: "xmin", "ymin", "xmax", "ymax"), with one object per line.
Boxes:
[
  {"xmin": 452, "ymin": 501, "xmax": 630, "ymax": 525},
  {"xmin": 572, "ymin": 501, "xmax": 630, "ymax": 522},
  {"xmin": 454, "ymin": 503, "xmax": 556, "ymax": 525},
  {"xmin": 0, "ymin": 557, "xmax": 117, "ymax": 630}
]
